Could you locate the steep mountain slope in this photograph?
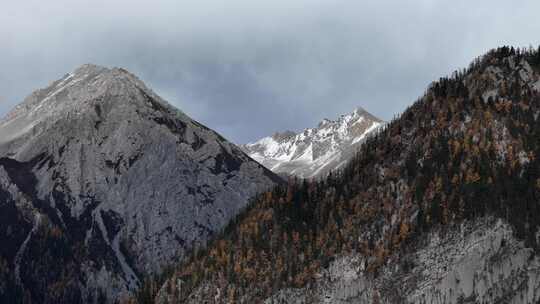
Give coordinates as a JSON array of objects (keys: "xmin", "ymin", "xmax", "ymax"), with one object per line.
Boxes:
[
  {"xmin": 241, "ymin": 108, "xmax": 383, "ymax": 179},
  {"xmin": 0, "ymin": 64, "xmax": 281, "ymax": 303},
  {"xmin": 154, "ymin": 46, "xmax": 540, "ymax": 303}
]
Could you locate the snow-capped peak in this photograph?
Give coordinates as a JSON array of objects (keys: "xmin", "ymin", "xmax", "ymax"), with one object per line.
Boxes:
[{"xmin": 242, "ymin": 107, "xmax": 384, "ymax": 179}]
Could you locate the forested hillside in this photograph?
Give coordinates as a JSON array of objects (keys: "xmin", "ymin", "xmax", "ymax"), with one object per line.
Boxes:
[{"xmin": 149, "ymin": 46, "xmax": 540, "ymax": 303}]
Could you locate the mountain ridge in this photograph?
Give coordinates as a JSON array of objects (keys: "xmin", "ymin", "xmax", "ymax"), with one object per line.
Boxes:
[{"xmin": 153, "ymin": 46, "xmax": 540, "ymax": 304}]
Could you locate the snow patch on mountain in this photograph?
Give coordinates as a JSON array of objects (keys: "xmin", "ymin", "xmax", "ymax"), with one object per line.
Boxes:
[{"xmin": 242, "ymin": 107, "xmax": 383, "ymax": 178}]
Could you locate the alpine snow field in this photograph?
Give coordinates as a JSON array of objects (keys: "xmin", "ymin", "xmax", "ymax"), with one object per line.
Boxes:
[{"xmin": 242, "ymin": 108, "xmax": 383, "ymax": 179}]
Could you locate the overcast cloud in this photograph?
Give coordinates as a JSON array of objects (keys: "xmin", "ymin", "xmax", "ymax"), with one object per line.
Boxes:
[{"xmin": 2, "ymin": 0, "xmax": 540, "ymax": 143}]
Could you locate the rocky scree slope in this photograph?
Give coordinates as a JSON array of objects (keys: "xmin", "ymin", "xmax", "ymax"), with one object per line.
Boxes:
[
  {"xmin": 241, "ymin": 108, "xmax": 383, "ymax": 179},
  {"xmin": 0, "ymin": 64, "xmax": 281, "ymax": 303},
  {"xmin": 154, "ymin": 46, "xmax": 540, "ymax": 303}
]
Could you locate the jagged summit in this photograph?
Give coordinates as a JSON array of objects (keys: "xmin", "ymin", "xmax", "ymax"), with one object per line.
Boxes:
[
  {"xmin": 318, "ymin": 106, "xmax": 372, "ymax": 127},
  {"xmin": 242, "ymin": 107, "xmax": 383, "ymax": 178},
  {"xmin": 73, "ymin": 63, "xmax": 108, "ymax": 74},
  {"xmin": 352, "ymin": 105, "xmax": 380, "ymax": 120},
  {"xmin": 270, "ymin": 130, "xmax": 296, "ymax": 142}
]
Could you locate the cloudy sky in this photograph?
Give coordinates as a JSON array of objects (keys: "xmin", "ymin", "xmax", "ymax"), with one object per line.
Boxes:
[{"xmin": 2, "ymin": 0, "xmax": 540, "ymax": 143}]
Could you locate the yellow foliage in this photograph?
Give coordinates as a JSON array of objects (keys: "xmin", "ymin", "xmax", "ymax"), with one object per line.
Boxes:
[
  {"xmin": 234, "ymin": 259, "xmax": 242, "ymax": 275},
  {"xmin": 49, "ymin": 226, "xmax": 63, "ymax": 239},
  {"xmin": 398, "ymin": 221, "xmax": 410, "ymax": 241},
  {"xmin": 262, "ymin": 209, "xmax": 273, "ymax": 222},
  {"xmin": 244, "ymin": 267, "xmax": 257, "ymax": 281},
  {"xmin": 452, "ymin": 140, "xmax": 461, "ymax": 157},
  {"xmin": 465, "ymin": 169, "xmax": 481, "ymax": 184},
  {"xmin": 495, "ymin": 99, "xmax": 512, "ymax": 113},
  {"xmin": 452, "ymin": 174, "xmax": 460, "ymax": 185}
]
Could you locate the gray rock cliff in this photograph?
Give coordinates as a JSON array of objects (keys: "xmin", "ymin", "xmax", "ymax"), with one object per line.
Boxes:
[{"xmin": 0, "ymin": 64, "xmax": 280, "ymax": 303}]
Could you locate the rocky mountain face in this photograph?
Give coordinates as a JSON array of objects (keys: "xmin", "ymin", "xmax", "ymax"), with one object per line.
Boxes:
[
  {"xmin": 241, "ymin": 108, "xmax": 383, "ymax": 179},
  {"xmin": 0, "ymin": 64, "xmax": 281, "ymax": 303},
  {"xmin": 154, "ymin": 46, "xmax": 540, "ymax": 303}
]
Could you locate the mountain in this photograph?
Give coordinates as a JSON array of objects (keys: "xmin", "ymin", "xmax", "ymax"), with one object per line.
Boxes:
[
  {"xmin": 241, "ymin": 108, "xmax": 383, "ymax": 179},
  {"xmin": 153, "ymin": 46, "xmax": 540, "ymax": 303},
  {"xmin": 0, "ymin": 64, "xmax": 281, "ymax": 303}
]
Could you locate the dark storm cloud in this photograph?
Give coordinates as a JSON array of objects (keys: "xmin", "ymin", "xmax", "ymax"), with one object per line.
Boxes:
[{"xmin": 2, "ymin": 0, "xmax": 540, "ymax": 143}]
